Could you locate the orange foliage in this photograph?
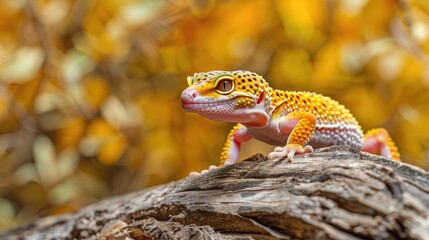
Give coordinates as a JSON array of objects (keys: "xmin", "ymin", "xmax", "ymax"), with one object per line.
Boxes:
[{"xmin": 0, "ymin": 0, "xmax": 429, "ymax": 231}]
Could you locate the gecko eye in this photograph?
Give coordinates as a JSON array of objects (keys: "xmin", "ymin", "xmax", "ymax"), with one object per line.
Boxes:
[{"xmin": 216, "ymin": 79, "xmax": 234, "ymax": 94}]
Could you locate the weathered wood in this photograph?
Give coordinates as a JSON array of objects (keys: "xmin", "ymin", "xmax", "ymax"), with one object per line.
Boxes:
[{"xmin": 2, "ymin": 145, "xmax": 429, "ymax": 240}]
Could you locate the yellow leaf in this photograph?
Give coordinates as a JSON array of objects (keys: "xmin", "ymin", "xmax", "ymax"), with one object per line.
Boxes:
[
  {"xmin": 83, "ymin": 75, "xmax": 110, "ymax": 110},
  {"xmin": 0, "ymin": 47, "xmax": 44, "ymax": 83},
  {"xmin": 56, "ymin": 116, "xmax": 86, "ymax": 151},
  {"xmin": 97, "ymin": 135, "xmax": 126, "ymax": 165},
  {"xmin": 87, "ymin": 118, "xmax": 116, "ymax": 137},
  {"xmin": 86, "ymin": 118, "xmax": 126, "ymax": 165}
]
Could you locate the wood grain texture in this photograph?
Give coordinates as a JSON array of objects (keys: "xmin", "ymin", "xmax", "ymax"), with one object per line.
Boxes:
[{"xmin": 2, "ymin": 145, "xmax": 429, "ymax": 240}]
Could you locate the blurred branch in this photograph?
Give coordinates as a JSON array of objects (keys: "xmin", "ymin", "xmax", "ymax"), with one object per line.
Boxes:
[
  {"xmin": 99, "ymin": 2, "xmax": 188, "ymax": 98},
  {"xmin": 24, "ymin": 0, "xmax": 52, "ymax": 67},
  {"xmin": 393, "ymin": 0, "xmax": 429, "ymax": 64},
  {"xmin": 0, "ymin": 85, "xmax": 37, "ymax": 134},
  {"xmin": 66, "ymin": 0, "xmax": 91, "ymax": 43}
]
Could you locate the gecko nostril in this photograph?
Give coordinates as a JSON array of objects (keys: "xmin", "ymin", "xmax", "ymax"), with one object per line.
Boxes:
[{"xmin": 181, "ymin": 88, "xmax": 199, "ymax": 104}]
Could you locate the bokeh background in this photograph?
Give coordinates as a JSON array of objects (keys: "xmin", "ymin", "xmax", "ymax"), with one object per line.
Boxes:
[{"xmin": 1, "ymin": 0, "xmax": 429, "ymax": 232}]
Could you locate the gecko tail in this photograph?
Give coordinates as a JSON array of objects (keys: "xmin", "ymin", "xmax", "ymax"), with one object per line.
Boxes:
[{"xmin": 362, "ymin": 128, "xmax": 400, "ymax": 161}]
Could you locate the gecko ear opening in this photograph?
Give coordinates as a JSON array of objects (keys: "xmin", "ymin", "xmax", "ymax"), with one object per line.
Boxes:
[{"xmin": 257, "ymin": 91, "xmax": 264, "ymax": 104}]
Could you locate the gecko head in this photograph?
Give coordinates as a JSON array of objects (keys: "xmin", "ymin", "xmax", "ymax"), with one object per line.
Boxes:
[{"xmin": 181, "ymin": 70, "xmax": 271, "ymax": 124}]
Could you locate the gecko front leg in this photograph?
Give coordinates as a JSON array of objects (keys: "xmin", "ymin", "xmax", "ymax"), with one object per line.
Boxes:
[
  {"xmin": 219, "ymin": 123, "xmax": 252, "ymax": 166},
  {"xmin": 268, "ymin": 111, "xmax": 316, "ymax": 161},
  {"xmin": 189, "ymin": 123, "xmax": 252, "ymax": 176}
]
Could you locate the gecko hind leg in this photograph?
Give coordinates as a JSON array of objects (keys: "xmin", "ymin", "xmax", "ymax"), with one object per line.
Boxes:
[{"xmin": 362, "ymin": 128, "xmax": 400, "ymax": 160}]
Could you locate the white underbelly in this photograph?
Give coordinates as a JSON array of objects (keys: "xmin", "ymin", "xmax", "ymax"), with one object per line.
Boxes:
[
  {"xmin": 246, "ymin": 122, "xmax": 363, "ymax": 151},
  {"xmin": 247, "ymin": 121, "xmax": 288, "ymax": 146}
]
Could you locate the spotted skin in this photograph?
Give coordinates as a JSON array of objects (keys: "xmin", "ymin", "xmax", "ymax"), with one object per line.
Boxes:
[{"xmin": 181, "ymin": 70, "xmax": 400, "ymax": 171}]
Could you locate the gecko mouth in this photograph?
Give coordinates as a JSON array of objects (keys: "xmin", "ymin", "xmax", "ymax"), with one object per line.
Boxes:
[{"xmin": 181, "ymin": 99, "xmax": 233, "ymax": 111}]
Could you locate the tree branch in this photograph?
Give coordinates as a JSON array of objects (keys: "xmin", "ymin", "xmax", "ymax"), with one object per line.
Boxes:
[{"xmin": 2, "ymin": 145, "xmax": 429, "ymax": 240}]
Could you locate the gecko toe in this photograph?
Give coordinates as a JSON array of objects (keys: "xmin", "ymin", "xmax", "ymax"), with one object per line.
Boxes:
[
  {"xmin": 268, "ymin": 149, "xmax": 288, "ymax": 161},
  {"xmin": 189, "ymin": 171, "xmax": 201, "ymax": 177},
  {"xmin": 287, "ymin": 151, "xmax": 296, "ymax": 161},
  {"xmin": 208, "ymin": 165, "xmax": 218, "ymax": 170},
  {"xmin": 188, "ymin": 164, "xmax": 219, "ymax": 177},
  {"xmin": 269, "ymin": 144, "xmax": 314, "ymax": 161},
  {"xmin": 273, "ymin": 147, "xmax": 284, "ymax": 152}
]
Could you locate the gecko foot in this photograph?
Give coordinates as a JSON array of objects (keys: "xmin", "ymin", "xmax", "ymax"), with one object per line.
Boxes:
[
  {"xmin": 268, "ymin": 144, "xmax": 313, "ymax": 161},
  {"xmin": 188, "ymin": 165, "xmax": 218, "ymax": 177}
]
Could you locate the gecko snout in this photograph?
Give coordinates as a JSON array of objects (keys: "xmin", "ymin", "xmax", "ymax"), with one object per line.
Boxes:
[{"xmin": 181, "ymin": 88, "xmax": 198, "ymax": 105}]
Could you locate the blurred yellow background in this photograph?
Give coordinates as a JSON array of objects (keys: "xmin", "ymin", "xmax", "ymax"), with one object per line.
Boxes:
[{"xmin": 1, "ymin": 0, "xmax": 429, "ymax": 232}]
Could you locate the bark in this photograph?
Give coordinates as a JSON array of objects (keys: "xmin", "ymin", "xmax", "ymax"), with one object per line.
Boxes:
[{"xmin": 2, "ymin": 145, "xmax": 429, "ymax": 240}]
